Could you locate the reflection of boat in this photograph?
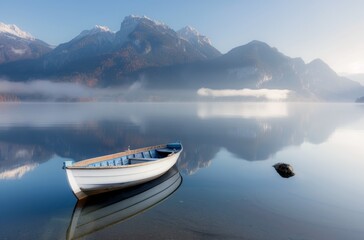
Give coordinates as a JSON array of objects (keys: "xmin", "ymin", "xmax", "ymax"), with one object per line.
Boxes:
[
  {"xmin": 66, "ymin": 167, "xmax": 182, "ymax": 240},
  {"xmin": 63, "ymin": 143, "xmax": 183, "ymax": 199}
]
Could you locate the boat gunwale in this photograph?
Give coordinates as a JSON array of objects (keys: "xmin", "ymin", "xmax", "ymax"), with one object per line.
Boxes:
[
  {"xmin": 67, "ymin": 144, "xmax": 182, "ymax": 169},
  {"xmin": 67, "ymin": 154, "xmax": 175, "ymax": 170}
]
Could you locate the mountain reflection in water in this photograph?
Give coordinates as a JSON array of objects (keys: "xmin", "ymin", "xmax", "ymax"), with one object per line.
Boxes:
[{"xmin": 0, "ymin": 103, "xmax": 361, "ymax": 177}]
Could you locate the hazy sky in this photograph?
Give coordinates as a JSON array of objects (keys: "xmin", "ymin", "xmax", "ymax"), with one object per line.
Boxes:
[{"xmin": 1, "ymin": 0, "xmax": 363, "ymax": 74}]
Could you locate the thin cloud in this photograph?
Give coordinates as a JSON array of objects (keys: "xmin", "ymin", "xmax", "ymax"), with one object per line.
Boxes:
[{"xmin": 197, "ymin": 88, "xmax": 292, "ymax": 100}]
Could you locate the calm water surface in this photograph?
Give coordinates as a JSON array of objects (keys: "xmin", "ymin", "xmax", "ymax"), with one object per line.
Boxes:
[{"xmin": 0, "ymin": 102, "xmax": 363, "ymax": 240}]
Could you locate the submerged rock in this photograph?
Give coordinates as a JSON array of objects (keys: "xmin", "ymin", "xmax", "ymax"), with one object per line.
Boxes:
[{"xmin": 273, "ymin": 163, "xmax": 295, "ymax": 178}]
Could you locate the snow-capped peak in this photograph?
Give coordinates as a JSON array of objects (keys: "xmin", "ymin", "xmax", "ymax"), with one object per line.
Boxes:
[
  {"xmin": 179, "ymin": 26, "xmax": 199, "ymax": 36},
  {"xmin": 94, "ymin": 25, "xmax": 111, "ymax": 32},
  {"xmin": 122, "ymin": 15, "xmax": 168, "ymax": 28},
  {"xmin": 75, "ymin": 25, "xmax": 112, "ymax": 40},
  {"xmin": 0, "ymin": 22, "xmax": 35, "ymax": 40},
  {"xmin": 116, "ymin": 15, "xmax": 170, "ymax": 44},
  {"xmin": 177, "ymin": 26, "xmax": 212, "ymax": 45},
  {"xmin": 119, "ymin": 15, "xmax": 171, "ymax": 34}
]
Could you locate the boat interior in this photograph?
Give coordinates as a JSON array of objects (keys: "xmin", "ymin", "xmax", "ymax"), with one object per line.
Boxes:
[{"xmin": 86, "ymin": 143, "xmax": 182, "ymax": 167}]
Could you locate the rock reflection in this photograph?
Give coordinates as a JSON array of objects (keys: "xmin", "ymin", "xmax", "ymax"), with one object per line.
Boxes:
[{"xmin": 66, "ymin": 167, "xmax": 182, "ymax": 240}]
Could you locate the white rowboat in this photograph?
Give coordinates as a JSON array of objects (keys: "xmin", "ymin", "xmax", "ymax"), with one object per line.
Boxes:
[{"xmin": 63, "ymin": 142, "xmax": 183, "ymax": 199}]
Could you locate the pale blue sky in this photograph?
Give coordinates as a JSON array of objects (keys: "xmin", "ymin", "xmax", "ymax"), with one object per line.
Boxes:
[{"xmin": 0, "ymin": 0, "xmax": 363, "ymax": 74}]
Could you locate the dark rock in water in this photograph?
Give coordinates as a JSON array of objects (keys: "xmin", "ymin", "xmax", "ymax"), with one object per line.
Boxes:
[{"xmin": 273, "ymin": 163, "xmax": 295, "ymax": 178}]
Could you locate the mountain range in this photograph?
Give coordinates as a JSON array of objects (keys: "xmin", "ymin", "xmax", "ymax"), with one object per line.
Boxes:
[
  {"xmin": 0, "ymin": 22, "xmax": 51, "ymax": 64},
  {"xmin": 0, "ymin": 15, "xmax": 363, "ymax": 101}
]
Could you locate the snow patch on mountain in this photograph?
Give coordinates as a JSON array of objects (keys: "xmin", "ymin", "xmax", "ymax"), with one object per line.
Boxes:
[
  {"xmin": 95, "ymin": 25, "xmax": 111, "ymax": 32},
  {"xmin": 0, "ymin": 22, "xmax": 35, "ymax": 40},
  {"xmin": 75, "ymin": 25, "xmax": 113, "ymax": 40},
  {"xmin": 178, "ymin": 26, "xmax": 212, "ymax": 45}
]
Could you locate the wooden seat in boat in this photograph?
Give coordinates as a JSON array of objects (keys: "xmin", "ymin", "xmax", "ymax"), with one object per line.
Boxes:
[
  {"xmin": 129, "ymin": 157, "xmax": 158, "ymax": 164},
  {"xmin": 156, "ymin": 148, "xmax": 177, "ymax": 153}
]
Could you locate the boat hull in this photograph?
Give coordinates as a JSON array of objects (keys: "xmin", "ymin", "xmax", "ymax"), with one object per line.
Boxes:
[{"xmin": 65, "ymin": 151, "xmax": 181, "ymax": 199}]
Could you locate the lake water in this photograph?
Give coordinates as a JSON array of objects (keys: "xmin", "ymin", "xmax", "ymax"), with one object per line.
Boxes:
[{"xmin": 0, "ymin": 102, "xmax": 364, "ymax": 240}]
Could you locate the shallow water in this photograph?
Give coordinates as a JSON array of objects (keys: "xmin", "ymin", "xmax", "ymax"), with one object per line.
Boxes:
[{"xmin": 0, "ymin": 102, "xmax": 363, "ymax": 239}]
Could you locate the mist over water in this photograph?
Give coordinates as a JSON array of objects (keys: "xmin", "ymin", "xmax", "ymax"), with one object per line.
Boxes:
[
  {"xmin": 0, "ymin": 79, "xmax": 149, "ymax": 101},
  {"xmin": 1, "ymin": 75, "xmax": 360, "ymax": 102},
  {"xmin": 0, "ymin": 80, "xmax": 94, "ymax": 98},
  {"xmin": 0, "ymin": 79, "xmax": 202, "ymax": 102}
]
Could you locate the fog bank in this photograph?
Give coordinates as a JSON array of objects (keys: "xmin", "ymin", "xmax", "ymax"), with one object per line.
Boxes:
[
  {"xmin": 0, "ymin": 79, "xmax": 144, "ymax": 100},
  {"xmin": 197, "ymin": 88, "xmax": 292, "ymax": 100}
]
